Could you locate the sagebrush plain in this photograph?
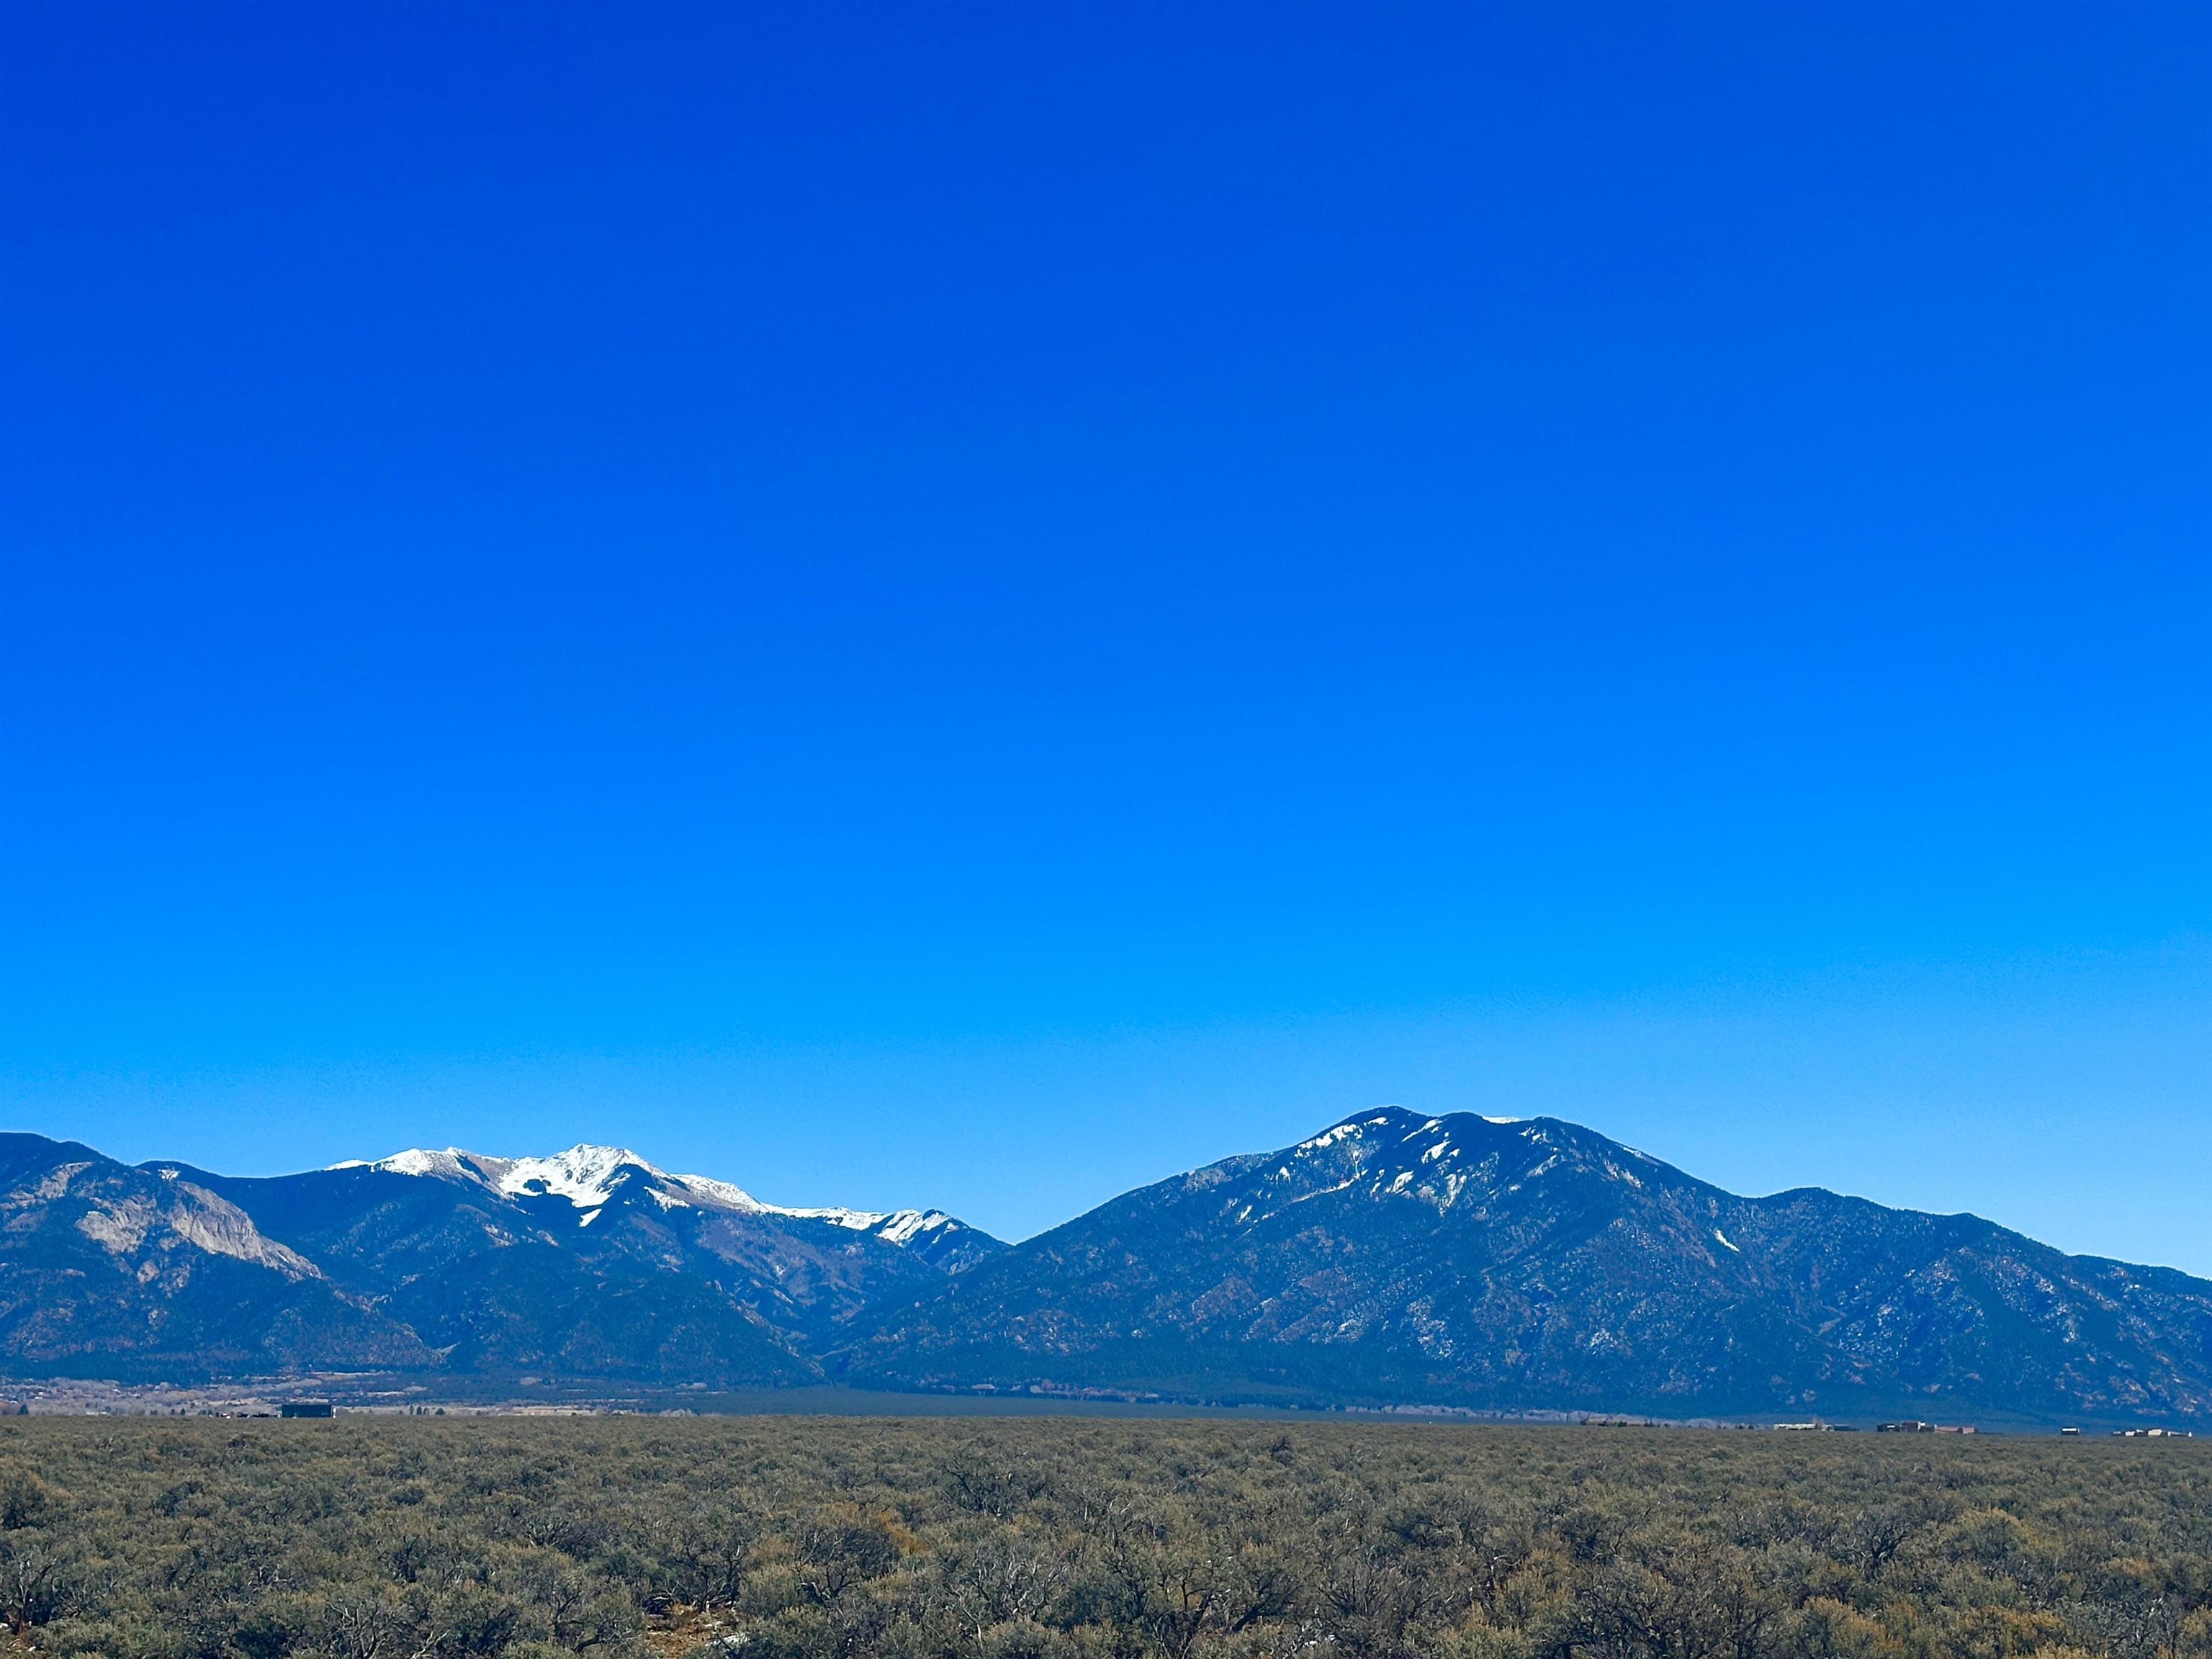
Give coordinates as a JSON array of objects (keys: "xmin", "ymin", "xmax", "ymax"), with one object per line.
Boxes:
[{"xmin": 1, "ymin": 1417, "xmax": 2208, "ymax": 1659}]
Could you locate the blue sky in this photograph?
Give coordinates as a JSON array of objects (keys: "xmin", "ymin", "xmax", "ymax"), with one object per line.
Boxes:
[{"xmin": 4, "ymin": 4, "xmax": 2208, "ymax": 1268}]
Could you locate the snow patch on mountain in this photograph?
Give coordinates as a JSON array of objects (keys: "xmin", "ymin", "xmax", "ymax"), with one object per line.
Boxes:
[
  {"xmin": 483, "ymin": 1145, "xmax": 649, "ymax": 1209},
  {"xmin": 367, "ymin": 1148, "xmax": 478, "ymax": 1182},
  {"xmin": 333, "ymin": 1143, "xmax": 971, "ymax": 1252}
]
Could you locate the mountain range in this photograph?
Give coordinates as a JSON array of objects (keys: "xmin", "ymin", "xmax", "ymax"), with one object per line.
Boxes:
[{"xmin": 4, "ymin": 1110, "xmax": 2207, "ymax": 1424}]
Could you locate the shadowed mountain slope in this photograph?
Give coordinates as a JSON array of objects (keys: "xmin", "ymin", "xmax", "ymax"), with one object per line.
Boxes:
[
  {"xmin": 3, "ymin": 1116, "xmax": 2204, "ymax": 1421},
  {"xmin": 0, "ymin": 1134, "xmax": 999, "ymax": 1385},
  {"xmin": 0, "ymin": 1135, "xmax": 433, "ymax": 1380},
  {"xmin": 837, "ymin": 1108, "xmax": 2212, "ymax": 1423}
]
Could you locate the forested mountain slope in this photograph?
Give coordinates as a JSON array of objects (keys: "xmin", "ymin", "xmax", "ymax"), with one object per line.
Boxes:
[
  {"xmin": 0, "ymin": 1134, "xmax": 997, "ymax": 1385},
  {"xmin": 3, "ymin": 1114, "xmax": 2206, "ymax": 1423},
  {"xmin": 841, "ymin": 1108, "xmax": 2212, "ymax": 1422},
  {"xmin": 0, "ymin": 1135, "xmax": 432, "ymax": 1378}
]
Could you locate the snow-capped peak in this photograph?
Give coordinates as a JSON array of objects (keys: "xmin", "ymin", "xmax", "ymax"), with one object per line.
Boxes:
[
  {"xmin": 349, "ymin": 1147, "xmax": 476, "ymax": 1182},
  {"xmin": 331, "ymin": 1143, "xmax": 968, "ymax": 1249},
  {"xmin": 873, "ymin": 1208, "xmax": 958, "ymax": 1244},
  {"xmin": 480, "ymin": 1145, "xmax": 655, "ymax": 1208},
  {"xmin": 333, "ymin": 1143, "xmax": 671, "ymax": 1211}
]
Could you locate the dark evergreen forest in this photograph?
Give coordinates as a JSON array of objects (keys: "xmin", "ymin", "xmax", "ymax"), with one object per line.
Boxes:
[{"xmin": 1, "ymin": 1417, "xmax": 2206, "ymax": 1659}]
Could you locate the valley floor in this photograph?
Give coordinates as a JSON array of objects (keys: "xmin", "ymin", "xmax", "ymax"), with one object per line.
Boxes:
[{"xmin": 1, "ymin": 1415, "xmax": 2207, "ymax": 1659}]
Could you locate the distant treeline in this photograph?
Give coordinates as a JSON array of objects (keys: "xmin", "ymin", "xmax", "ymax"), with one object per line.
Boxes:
[{"xmin": 1, "ymin": 1416, "xmax": 2207, "ymax": 1659}]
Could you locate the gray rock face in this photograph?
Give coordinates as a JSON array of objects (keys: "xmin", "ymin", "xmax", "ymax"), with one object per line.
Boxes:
[{"xmin": 0, "ymin": 1135, "xmax": 433, "ymax": 1377}]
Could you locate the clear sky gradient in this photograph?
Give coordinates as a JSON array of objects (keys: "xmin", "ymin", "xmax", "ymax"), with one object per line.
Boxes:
[{"xmin": 4, "ymin": 4, "xmax": 2208, "ymax": 1268}]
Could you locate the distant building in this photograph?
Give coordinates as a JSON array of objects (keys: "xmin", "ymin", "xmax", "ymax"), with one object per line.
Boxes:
[
  {"xmin": 279, "ymin": 1401, "xmax": 334, "ymax": 1418},
  {"xmin": 1876, "ymin": 1421, "xmax": 1936, "ymax": 1433}
]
